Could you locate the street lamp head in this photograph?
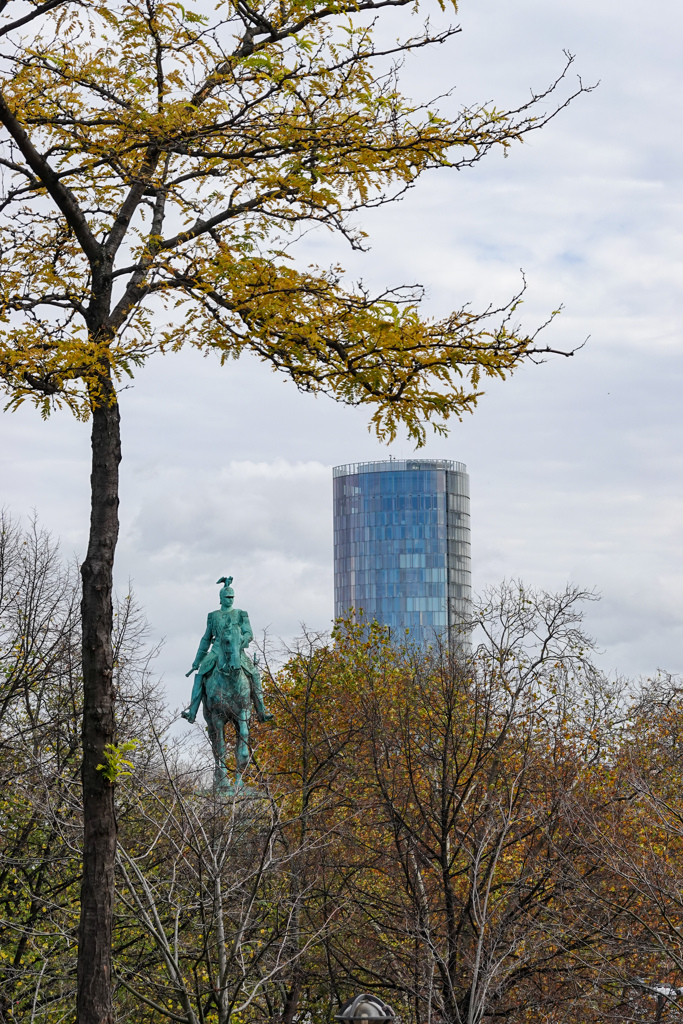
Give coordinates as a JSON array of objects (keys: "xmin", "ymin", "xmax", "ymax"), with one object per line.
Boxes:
[{"xmin": 335, "ymin": 995, "xmax": 396, "ymax": 1022}]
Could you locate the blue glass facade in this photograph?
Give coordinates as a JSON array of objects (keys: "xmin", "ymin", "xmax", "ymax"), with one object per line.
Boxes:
[{"xmin": 333, "ymin": 459, "xmax": 471, "ymax": 641}]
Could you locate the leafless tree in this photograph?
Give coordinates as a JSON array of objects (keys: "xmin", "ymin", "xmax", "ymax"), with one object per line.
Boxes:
[
  {"xmin": 114, "ymin": 762, "xmax": 328, "ymax": 1021},
  {"xmin": 0, "ymin": 512, "xmax": 165, "ymax": 1022}
]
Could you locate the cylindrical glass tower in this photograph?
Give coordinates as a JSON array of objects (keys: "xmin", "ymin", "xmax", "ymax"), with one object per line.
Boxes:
[{"xmin": 333, "ymin": 459, "xmax": 471, "ymax": 641}]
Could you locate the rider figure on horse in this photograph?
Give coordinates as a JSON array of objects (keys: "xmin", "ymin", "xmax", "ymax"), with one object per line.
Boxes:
[{"xmin": 182, "ymin": 576, "xmax": 273, "ymax": 725}]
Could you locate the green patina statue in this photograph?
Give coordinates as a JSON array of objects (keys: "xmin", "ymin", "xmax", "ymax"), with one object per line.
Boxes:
[{"xmin": 182, "ymin": 576, "xmax": 273, "ymax": 791}]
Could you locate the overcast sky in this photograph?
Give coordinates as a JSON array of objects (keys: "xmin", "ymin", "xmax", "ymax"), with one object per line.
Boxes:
[{"xmin": 3, "ymin": 0, "xmax": 682, "ymax": 708}]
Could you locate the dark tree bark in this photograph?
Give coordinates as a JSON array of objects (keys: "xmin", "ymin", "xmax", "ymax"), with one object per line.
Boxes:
[
  {"xmin": 77, "ymin": 383, "xmax": 121, "ymax": 1024},
  {"xmin": 281, "ymin": 976, "xmax": 302, "ymax": 1024}
]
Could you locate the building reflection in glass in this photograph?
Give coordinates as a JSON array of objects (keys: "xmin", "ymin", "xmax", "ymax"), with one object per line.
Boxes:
[{"xmin": 333, "ymin": 459, "xmax": 471, "ymax": 643}]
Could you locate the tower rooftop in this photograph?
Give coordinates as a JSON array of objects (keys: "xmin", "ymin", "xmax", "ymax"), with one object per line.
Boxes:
[{"xmin": 333, "ymin": 458, "xmax": 467, "ymax": 478}]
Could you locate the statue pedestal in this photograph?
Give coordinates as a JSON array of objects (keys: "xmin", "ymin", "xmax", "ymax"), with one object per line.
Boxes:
[
  {"xmin": 216, "ymin": 782, "xmax": 261, "ymax": 800},
  {"xmin": 214, "ymin": 767, "xmax": 263, "ymax": 802}
]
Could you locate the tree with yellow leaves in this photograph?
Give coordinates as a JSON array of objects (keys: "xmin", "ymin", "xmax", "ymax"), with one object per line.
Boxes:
[
  {"xmin": 0, "ymin": 0, "xmax": 586, "ymax": 1019},
  {"xmin": 255, "ymin": 586, "xmax": 624, "ymax": 1024}
]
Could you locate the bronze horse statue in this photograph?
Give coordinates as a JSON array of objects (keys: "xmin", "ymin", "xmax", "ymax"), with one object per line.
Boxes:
[{"xmin": 182, "ymin": 577, "xmax": 273, "ymax": 791}]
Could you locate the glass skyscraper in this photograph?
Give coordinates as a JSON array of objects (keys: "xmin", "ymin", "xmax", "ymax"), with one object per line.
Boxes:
[{"xmin": 333, "ymin": 459, "xmax": 471, "ymax": 641}]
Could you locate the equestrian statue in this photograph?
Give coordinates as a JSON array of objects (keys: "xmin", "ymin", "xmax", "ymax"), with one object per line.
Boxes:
[{"xmin": 182, "ymin": 576, "xmax": 273, "ymax": 791}]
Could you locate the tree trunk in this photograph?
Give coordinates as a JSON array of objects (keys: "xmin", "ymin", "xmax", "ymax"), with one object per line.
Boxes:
[
  {"xmin": 281, "ymin": 976, "xmax": 302, "ymax": 1024},
  {"xmin": 78, "ymin": 388, "xmax": 121, "ymax": 1024}
]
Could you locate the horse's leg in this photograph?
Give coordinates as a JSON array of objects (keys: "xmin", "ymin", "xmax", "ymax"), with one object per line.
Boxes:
[
  {"xmin": 234, "ymin": 710, "xmax": 250, "ymax": 775},
  {"xmin": 207, "ymin": 711, "xmax": 229, "ymax": 791},
  {"xmin": 233, "ymin": 669, "xmax": 253, "ymax": 789}
]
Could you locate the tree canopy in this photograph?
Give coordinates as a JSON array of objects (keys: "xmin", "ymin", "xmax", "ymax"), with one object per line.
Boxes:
[{"xmin": 0, "ymin": 0, "xmax": 582, "ymax": 438}]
